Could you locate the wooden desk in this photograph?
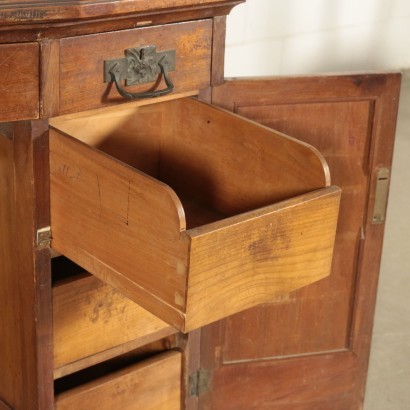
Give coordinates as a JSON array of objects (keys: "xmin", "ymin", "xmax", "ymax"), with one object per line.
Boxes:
[{"xmin": 0, "ymin": 1, "xmax": 400, "ymax": 408}]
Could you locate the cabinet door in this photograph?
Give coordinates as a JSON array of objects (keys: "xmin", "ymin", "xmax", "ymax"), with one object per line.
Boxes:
[{"xmin": 198, "ymin": 74, "xmax": 400, "ymax": 409}]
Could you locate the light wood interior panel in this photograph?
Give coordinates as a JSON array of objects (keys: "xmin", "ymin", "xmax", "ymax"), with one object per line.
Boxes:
[{"xmin": 52, "ymin": 97, "xmax": 330, "ymax": 225}]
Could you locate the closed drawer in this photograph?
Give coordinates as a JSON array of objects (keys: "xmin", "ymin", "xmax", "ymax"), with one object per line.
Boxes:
[
  {"xmin": 53, "ymin": 265, "xmax": 178, "ymax": 378},
  {"xmin": 54, "ymin": 351, "xmax": 181, "ymax": 410},
  {"xmin": 59, "ymin": 20, "xmax": 212, "ymax": 114},
  {"xmin": 0, "ymin": 43, "xmax": 39, "ymax": 121},
  {"xmin": 49, "ymin": 97, "xmax": 341, "ymax": 332}
]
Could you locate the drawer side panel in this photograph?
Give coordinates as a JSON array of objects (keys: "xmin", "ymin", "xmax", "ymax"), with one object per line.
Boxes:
[{"xmin": 49, "ymin": 129, "xmax": 189, "ymax": 328}]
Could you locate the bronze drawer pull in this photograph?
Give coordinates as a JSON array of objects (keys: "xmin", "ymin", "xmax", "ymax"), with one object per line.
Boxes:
[{"xmin": 104, "ymin": 45, "xmax": 175, "ymax": 100}]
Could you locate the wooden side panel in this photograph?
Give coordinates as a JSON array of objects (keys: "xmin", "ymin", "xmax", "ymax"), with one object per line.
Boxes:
[
  {"xmin": 53, "ymin": 274, "xmax": 178, "ymax": 377},
  {"xmin": 59, "ymin": 20, "xmax": 212, "ymax": 114},
  {"xmin": 0, "ymin": 43, "xmax": 39, "ymax": 121},
  {"xmin": 0, "ymin": 122, "xmax": 53, "ymax": 409},
  {"xmin": 49, "ymin": 129, "xmax": 189, "ymax": 329},
  {"xmin": 199, "ymin": 73, "xmax": 401, "ymax": 409},
  {"xmin": 55, "ymin": 351, "xmax": 182, "ymax": 410},
  {"xmin": 185, "ymin": 187, "xmax": 340, "ymax": 331}
]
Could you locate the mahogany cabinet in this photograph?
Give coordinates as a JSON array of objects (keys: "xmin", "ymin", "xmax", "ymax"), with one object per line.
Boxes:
[{"xmin": 0, "ymin": 1, "xmax": 400, "ymax": 409}]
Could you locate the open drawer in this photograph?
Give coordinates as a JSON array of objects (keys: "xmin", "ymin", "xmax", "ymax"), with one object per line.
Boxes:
[{"xmin": 49, "ymin": 97, "xmax": 341, "ymax": 332}]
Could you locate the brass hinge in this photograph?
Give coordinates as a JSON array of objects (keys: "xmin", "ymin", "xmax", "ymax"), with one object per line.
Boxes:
[
  {"xmin": 36, "ymin": 226, "xmax": 51, "ymax": 249},
  {"xmin": 189, "ymin": 368, "xmax": 211, "ymax": 397},
  {"xmin": 372, "ymin": 168, "xmax": 390, "ymax": 224}
]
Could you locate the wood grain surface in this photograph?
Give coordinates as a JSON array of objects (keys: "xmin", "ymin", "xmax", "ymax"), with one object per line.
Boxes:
[
  {"xmin": 55, "ymin": 351, "xmax": 182, "ymax": 410},
  {"xmin": 0, "ymin": 43, "xmax": 39, "ymax": 121},
  {"xmin": 185, "ymin": 187, "xmax": 340, "ymax": 330}
]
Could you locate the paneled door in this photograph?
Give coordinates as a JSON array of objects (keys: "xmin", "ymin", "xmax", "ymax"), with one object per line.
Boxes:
[{"xmin": 199, "ymin": 74, "xmax": 400, "ymax": 409}]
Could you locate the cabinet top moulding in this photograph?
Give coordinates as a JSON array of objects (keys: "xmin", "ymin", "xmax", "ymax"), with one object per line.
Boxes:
[{"xmin": 0, "ymin": 0, "xmax": 244, "ymax": 26}]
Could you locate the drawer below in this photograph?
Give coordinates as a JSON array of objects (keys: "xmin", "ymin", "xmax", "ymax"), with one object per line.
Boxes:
[
  {"xmin": 53, "ymin": 267, "xmax": 178, "ymax": 378},
  {"xmin": 54, "ymin": 351, "xmax": 181, "ymax": 410}
]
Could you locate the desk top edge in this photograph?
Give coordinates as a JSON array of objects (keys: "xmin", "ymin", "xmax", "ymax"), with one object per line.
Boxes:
[{"xmin": 0, "ymin": 0, "xmax": 244, "ymax": 25}]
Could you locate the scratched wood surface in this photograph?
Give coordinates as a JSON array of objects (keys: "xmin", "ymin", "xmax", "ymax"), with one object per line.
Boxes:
[
  {"xmin": 55, "ymin": 351, "xmax": 182, "ymax": 410},
  {"xmin": 53, "ymin": 273, "xmax": 178, "ymax": 378},
  {"xmin": 50, "ymin": 97, "xmax": 339, "ymax": 332}
]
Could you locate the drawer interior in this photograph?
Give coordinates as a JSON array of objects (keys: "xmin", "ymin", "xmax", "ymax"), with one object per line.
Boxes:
[
  {"xmin": 50, "ymin": 97, "xmax": 341, "ymax": 332},
  {"xmin": 51, "ymin": 98, "xmax": 330, "ymax": 226}
]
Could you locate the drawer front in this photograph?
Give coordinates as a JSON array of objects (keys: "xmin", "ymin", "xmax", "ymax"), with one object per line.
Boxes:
[
  {"xmin": 50, "ymin": 98, "xmax": 341, "ymax": 332},
  {"xmin": 59, "ymin": 20, "xmax": 212, "ymax": 114},
  {"xmin": 53, "ymin": 274, "xmax": 178, "ymax": 378},
  {"xmin": 0, "ymin": 43, "xmax": 39, "ymax": 121},
  {"xmin": 55, "ymin": 351, "xmax": 181, "ymax": 410}
]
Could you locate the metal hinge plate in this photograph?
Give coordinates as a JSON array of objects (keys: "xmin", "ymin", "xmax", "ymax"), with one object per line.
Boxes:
[
  {"xmin": 36, "ymin": 226, "xmax": 51, "ymax": 249},
  {"xmin": 372, "ymin": 168, "xmax": 390, "ymax": 224},
  {"xmin": 189, "ymin": 368, "xmax": 211, "ymax": 397}
]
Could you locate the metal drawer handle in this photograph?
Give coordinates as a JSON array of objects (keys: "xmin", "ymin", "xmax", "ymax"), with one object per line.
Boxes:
[{"xmin": 104, "ymin": 45, "xmax": 176, "ymax": 100}]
